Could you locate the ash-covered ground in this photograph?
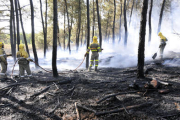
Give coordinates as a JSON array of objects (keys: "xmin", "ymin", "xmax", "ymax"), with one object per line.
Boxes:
[{"xmin": 0, "ymin": 51, "xmax": 180, "ymax": 120}]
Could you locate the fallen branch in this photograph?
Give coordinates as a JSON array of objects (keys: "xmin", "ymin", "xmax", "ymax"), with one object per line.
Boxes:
[
  {"xmin": 157, "ymin": 80, "xmax": 171, "ymax": 86},
  {"xmin": 97, "ymin": 91, "xmax": 140, "ymax": 104},
  {"xmin": 75, "ymin": 102, "xmax": 81, "ymax": 120},
  {"xmin": 6, "ymin": 87, "xmax": 14, "ymax": 95},
  {"xmin": 0, "ymin": 82, "xmax": 35, "ymax": 91},
  {"xmin": 50, "ymin": 98, "xmax": 60, "ymax": 114},
  {"xmin": 37, "ymin": 79, "xmax": 72, "ymax": 84},
  {"xmin": 95, "ymin": 102, "xmax": 152, "ymax": 116},
  {"xmin": 53, "ymin": 82, "xmax": 59, "ymax": 90},
  {"xmin": 65, "ymin": 86, "xmax": 75, "ymax": 95},
  {"xmin": 30, "ymin": 86, "xmax": 50, "ymax": 99},
  {"xmin": 77, "ymin": 104, "xmax": 96, "ymax": 113}
]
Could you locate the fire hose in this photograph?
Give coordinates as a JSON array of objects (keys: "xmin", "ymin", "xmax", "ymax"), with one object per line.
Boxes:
[{"xmin": 11, "ymin": 56, "xmax": 86, "ymax": 78}]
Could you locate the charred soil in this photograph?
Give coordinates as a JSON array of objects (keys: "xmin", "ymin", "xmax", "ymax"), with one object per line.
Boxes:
[{"xmin": 0, "ymin": 58, "xmax": 180, "ymax": 120}]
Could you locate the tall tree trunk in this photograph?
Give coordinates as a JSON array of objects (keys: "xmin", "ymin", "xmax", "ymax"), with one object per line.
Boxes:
[
  {"xmin": 81, "ymin": 25, "xmax": 83, "ymax": 46},
  {"xmin": 10, "ymin": 0, "xmax": 14, "ymax": 59},
  {"xmin": 45, "ymin": 0, "xmax": 48, "ymax": 51},
  {"xmin": 148, "ymin": 0, "xmax": 153, "ymax": 43},
  {"xmin": 119, "ymin": 1, "xmax": 122, "ymax": 43},
  {"xmin": 63, "ymin": 6, "xmax": 66, "ymax": 51},
  {"xmin": 107, "ymin": 30, "xmax": 110, "ymax": 43},
  {"xmin": 96, "ymin": 0, "xmax": 102, "ymax": 48},
  {"xmin": 14, "ymin": 0, "xmax": 20, "ymax": 50},
  {"xmin": 112, "ymin": 0, "xmax": 116, "ymax": 44},
  {"xmin": 12, "ymin": 0, "xmax": 16, "ymax": 61},
  {"xmin": 92, "ymin": 0, "xmax": 95, "ymax": 40},
  {"xmin": 18, "ymin": 0, "xmax": 29, "ymax": 56},
  {"xmin": 84, "ymin": 20, "xmax": 87, "ymax": 45},
  {"xmin": 64, "ymin": 0, "xmax": 71, "ymax": 54},
  {"xmin": 76, "ymin": 0, "xmax": 81, "ymax": 51},
  {"xmin": 40, "ymin": 0, "xmax": 46, "ymax": 58},
  {"xmin": 52, "ymin": 0, "xmax": 58, "ymax": 77},
  {"xmin": 124, "ymin": 0, "xmax": 128, "ymax": 46},
  {"xmin": 57, "ymin": 24, "xmax": 61, "ymax": 48},
  {"xmin": 137, "ymin": 0, "xmax": 148, "ymax": 78},
  {"xmin": 157, "ymin": 0, "xmax": 166, "ymax": 34},
  {"xmin": 105, "ymin": 12, "xmax": 109, "ymax": 42},
  {"xmin": 30, "ymin": 0, "xmax": 39, "ymax": 67},
  {"xmin": 86, "ymin": 0, "xmax": 90, "ymax": 69},
  {"xmin": 129, "ymin": 0, "xmax": 135, "ymax": 25}
]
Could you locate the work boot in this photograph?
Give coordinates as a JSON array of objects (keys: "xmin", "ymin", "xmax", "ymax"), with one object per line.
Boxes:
[
  {"xmin": 88, "ymin": 66, "xmax": 92, "ymax": 72},
  {"xmin": 95, "ymin": 66, "xmax": 98, "ymax": 72}
]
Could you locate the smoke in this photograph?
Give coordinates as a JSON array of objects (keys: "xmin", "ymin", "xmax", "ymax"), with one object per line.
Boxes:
[{"xmin": 6, "ymin": 0, "xmax": 180, "ymax": 75}]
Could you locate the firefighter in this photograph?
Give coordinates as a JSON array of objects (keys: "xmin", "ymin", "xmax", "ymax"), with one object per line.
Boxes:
[
  {"xmin": 17, "ymin": 44, "xmax": 33, "ymax": 78},
  {"xmin": 0, "ymin": 42, "xmax": 7, "ymax": 78},
  {"xmin": 84, "ymin": 36, "xmax": 102, "ymax": 72},
  {"xmin": 158, "ymin": 32, "xmax": 168, "ymax": 59}
]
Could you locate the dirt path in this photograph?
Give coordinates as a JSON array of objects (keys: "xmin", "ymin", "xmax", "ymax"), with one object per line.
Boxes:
[{"xmin": 1, "ymin": 58, "xmax": 180, "ymax": 120}]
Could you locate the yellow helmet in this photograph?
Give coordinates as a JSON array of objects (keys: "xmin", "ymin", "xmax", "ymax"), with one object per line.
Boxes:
[
  {"xmin": 158, "ymin": 32, "xmax": 162, "ymax": 36},
  {"xmin": 93, "ymin": 36, "xmax": 98, "ymax": 40},
  {"xmin": 19, "ymin": 44, "xmax": 24, "ymax": 49}
]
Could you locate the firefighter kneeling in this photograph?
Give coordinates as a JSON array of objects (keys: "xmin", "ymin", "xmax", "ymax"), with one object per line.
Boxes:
[
  {"xmin": 17, "ymin": 44, "xmax": 33, "ymax": 78},
  {"xmin": 84, "ymin": 36, "xmax": 103, "ymax": 72}
]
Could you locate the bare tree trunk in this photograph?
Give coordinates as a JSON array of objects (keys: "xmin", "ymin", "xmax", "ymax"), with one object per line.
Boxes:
[
  {"xmin": 81, "ymin": 25, "xmax": 83, "ymax": 46},
  {"xmin": 45, "ymin": 0, "xmax": 48, "ymax": 51},
  {"xmin": 107, "ymin": 30, "xmax": 110, "ymax": 43},
  {"xmin": 10, "ymin": 0, "xmax": 14, "ymax": 59},
  {"xmin": 63, "ymin": 6, "xmax": 66, "ymax": 51},
  {"xmin": 92, "ymin": 0, "xmax": 95, "ymax": 40},
  {"xmin": 76, "ymin": 0, "xmax": 81, "ymax": 51},
  {"xmin": 96, "ymin": 0, "xmax": 102, "ymax": 48},
  {"xmin": 40, "ymin": 0, "xmax": 46, "ymax": 58},
  {"xmin": 105, "ymin": 12, "xmax": 109, "ymax": 42},
  {"xmin": 86, "ymin": 0, "xmax": 90, "ymax": 69},
  {"xmin": 52, "ymin": 0, "xmax": 58, "ymax": 77},
  {"xmin": 12, "ymin": 0, "xmax": 16, "ymax": 61},
  {"xmin": 119, "ymin": 1, "xmax": 122, "ymax": 43},
  {"xmin": 148, "ymin": 0, "xmax": 153, "ymax": 43},
  {"xmin": 112, "ymin": 0, "xmax": 116, "ymax": 44},
  {"xmin": 64, "ymin": 0, "xmax": 71, "ymax": 54},
  {"xmin": 157, "ymin": 0, "xmax": 166, "ymax": 34},
  {"xmin": 129, "ymin": 0, "xmax": 135, "ymax": 25},
  {"xmin": 124, "ymin": 0, "xmax": 128, "ymax": 46},
  {"xmin": 137, "ymin": 0, "xmax": 148, "ymax": 78},
  {"xmin": 18, "ymin": 0, "xmax": 29, "ymax": 56},
  {"xmin": 57, "ymin": 24, "xmax": 61, "ymax": 48},
  {"xmin": 30, "ymin": 0, "xmax": 39, "ymax": 67},
  {"xmin": 14, "ymin": 0, "xmax": 20, "ymax": 50},
  {"xmin": 84, "ymin": 20, "xmax": 87, "ymax": 45}
]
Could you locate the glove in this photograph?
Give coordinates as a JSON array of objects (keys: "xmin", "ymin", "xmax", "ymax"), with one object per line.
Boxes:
[
  {"xmin": 28, "ymin": 59, "xmax": 33, "ymax": 62},
  {"xmin": 101, "ymin": 48, "xmax": 104, "ymax": 50},
  {"xmin": 84, "ymin": 53, "xmax": 87, "ymax": 57},
  {"xmin": 5, "ymin": 62, "xmax": 8, "ymax": 65}
]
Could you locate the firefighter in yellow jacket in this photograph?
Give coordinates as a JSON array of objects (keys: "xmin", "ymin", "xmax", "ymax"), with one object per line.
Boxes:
[
  {"xmin": 0, "ymin": 42, "xmax": 7, "ymax": 75},
  {"xmin": 17, "ymin": 44, "xmax": 33, "ymax": 78},
  {"xmin": 158, "ymin": 32, "xmax": 168, "ymax": 59},
  {"xmin": 84, "ymin": 36, "xmax": 102, "ymax": 72}
]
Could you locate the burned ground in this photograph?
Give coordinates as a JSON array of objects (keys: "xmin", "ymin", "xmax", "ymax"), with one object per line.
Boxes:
[{"xmin": 0, "ymin": 57, "xmax": 180, "ymax": 120}]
